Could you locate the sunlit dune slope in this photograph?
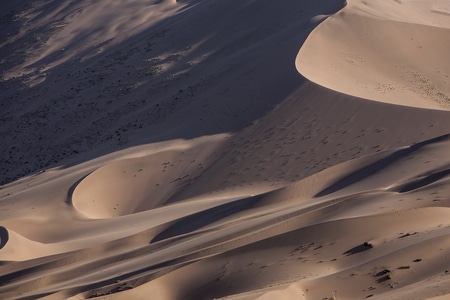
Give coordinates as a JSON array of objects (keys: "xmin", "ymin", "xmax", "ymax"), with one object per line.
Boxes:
[
  {"xmin": 1, "ymin": 135, "xmax": 450, "ymax": 299},
  {"xmin": 1, "ymin": 0, "xmax": 450, "ymax": 299},
  {"xmin": 296, "ymin": 0, "xmax": 450, "ymax": 109}
]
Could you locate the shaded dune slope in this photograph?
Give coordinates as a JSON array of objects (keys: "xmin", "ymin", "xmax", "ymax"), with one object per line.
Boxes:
[
  {"xmin": 1, "ymin": 135, "xmax": 450, "ymax": 299},
  {"xmin": 0, "ymin": 0, "xmax": 344, "ymax": 184},
  {"xmin": 1, "ymin": 0, "xmax": 450, "ymax": 299}
]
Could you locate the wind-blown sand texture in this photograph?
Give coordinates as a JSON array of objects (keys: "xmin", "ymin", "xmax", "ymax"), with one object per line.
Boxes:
[{"xmin": 1, "ymin": 0, "xmax": 450, "ymax": 299}]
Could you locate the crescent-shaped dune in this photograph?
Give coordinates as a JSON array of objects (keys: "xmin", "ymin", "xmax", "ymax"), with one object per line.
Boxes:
[
  {"xmin": 71, "ymin": 139, "xmax": 225, "ymax": 218},
  {"xmin": 296, "ymin": 0, "xmax": 450, "ymax": 109},
  {"xmin": 1, "ymin": 0, "xmax": 450, "ymax": 299}
]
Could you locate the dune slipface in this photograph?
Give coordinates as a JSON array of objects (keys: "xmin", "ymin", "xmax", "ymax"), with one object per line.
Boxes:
[{"xmin": 1, "ymin": 0, "xmax": 450, "ymax": 300}]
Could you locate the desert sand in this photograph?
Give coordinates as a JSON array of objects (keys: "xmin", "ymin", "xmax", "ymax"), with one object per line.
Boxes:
[{"xmin": 1, "ymin": 0, "xmax": 450, "ymax": 299}]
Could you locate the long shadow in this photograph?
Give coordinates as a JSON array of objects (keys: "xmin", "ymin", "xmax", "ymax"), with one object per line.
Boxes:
[
  {"xmin": 343, "ymin": 242, "xmax": 373, "ymax": 256},
  {"xmin": 396, "ymin": 167, "xmax": 450, "ymax": 193},
  {"xmin": 151, "ymin": 194, "xmax": 263, "ymax": 243},
  {"xmin": 0, "ymin": 0, "xmax": 346, "ymax": 185},
  {"xmin": 315, "ymin": 134, "xmax": 450, "ymax": 197},
  {"xmin": 0, "ymin": 226, "xmax": 8, "ymax": 249}
]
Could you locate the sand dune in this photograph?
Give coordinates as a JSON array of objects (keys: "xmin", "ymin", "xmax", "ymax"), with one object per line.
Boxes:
[
  {"xmin": 1, "ymin": 0, "xmax": 450, "ymax": 299},
  {"xmin": 297, "ymin": 0, "xmax": 450, "ymax": 109}
]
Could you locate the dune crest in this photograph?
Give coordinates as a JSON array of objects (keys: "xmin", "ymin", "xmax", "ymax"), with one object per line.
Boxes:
[
  {"xmin": 296, "ymin": 0, "xmax": 450, "ymax": 109},
  {"xmin": 2, "ymin": 136, "xmax": 450, "ymax": 299},
  {"xmin": 2, "ymin": 0, "xmax": 450, "ymax": 299},
  {"xmin": 71, "ymin": 138, "xmax": 224, "ymax": 218}
]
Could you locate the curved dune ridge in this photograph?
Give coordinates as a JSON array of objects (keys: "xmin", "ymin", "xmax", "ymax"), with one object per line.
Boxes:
[
  {"xmin": 2, "ymin": 0, "xmax": 450, "ymax": 299},
  {"xmin": 71, "ymin": 138, "xmax": 226, "ymax": 219},
  {"xmin": 1, "ymin": 135, "xmax": 450, "ymax": 299},
  {"xmin": 296, "ymin": 0, "xmax": 450, "ymax": 109}
]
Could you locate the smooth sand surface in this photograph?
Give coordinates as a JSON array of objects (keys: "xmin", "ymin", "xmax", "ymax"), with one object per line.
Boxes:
[
  {"xmin": 1, "ymin": 0, "xmax": 450, "ymax": 299},
  {"xmin": 297, "ymin": 0, "xmax": 450, "ymax": 109}
]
